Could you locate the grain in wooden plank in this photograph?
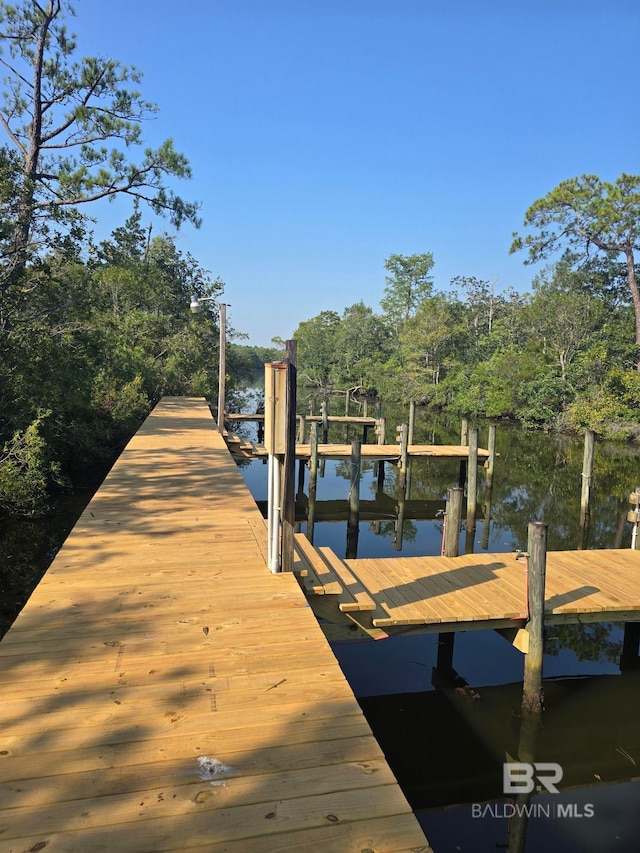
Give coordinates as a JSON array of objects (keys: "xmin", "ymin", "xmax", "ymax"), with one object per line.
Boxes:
[
  {"xmin": 0, "ymin": 757, "xmax": 398, "ymax": 823},
  {"xmin": 1, "ymin": 785, "xmax": 417, "ymax": 851},
  {"xmin": 318, "ymin": 549, "xmax": 376, "ymax": 612},
  {"xmin": 347, "ymin": 559, "xmax": 437, "ymax": 626},
  {"xmin": 390, "ymin": 556, "xmax": 491, "ymax": 622},
  {"xmin": 375, "ymin": 558, "xmax": 456, "ymax": 623},
  {"xmin": 427, "ymin": 555, "xmax": 525, "ymax": 620},
  {"xmin": 180, "ymin": 816, "xmax": 433, "ymax": 853}
]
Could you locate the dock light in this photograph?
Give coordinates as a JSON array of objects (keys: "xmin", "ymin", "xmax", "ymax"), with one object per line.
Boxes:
[{"xmin": 187, "ymin": 294, "xmax": 229, "ymax": 434}]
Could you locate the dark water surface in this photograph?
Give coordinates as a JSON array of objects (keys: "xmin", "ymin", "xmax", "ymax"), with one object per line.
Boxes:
[
  {"xmin": 238, "ymin": 409, "xmax": 640, "ymax": 852},
  {"xmin": 3, "ymin": 407, "xmax": 640, "ymax": 851}
]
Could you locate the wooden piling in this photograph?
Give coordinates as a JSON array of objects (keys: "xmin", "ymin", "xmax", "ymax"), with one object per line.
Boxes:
[
  {"xmin": 436, "ymin": 632, "xmax": 455, "ymax": 671},
  {"xmin": 408, "ymin": 400, "xmax": 416, "ymax": 445},
  {"xmin": 297, "ymin": 413, "xmax": 306, "ymax": 444},
  {"xmin": 346, "ymin": 440, "xmax": 361, "ymax": 558},
  {"xmin": 281, "ymin": 340, "xmax": 298, "ymax": 572},
  {"xmin": 486, "ymin": 422, "xmax": 496, "ymax": 489},
  {"xmin": 398, "ymin": 423, "xmax": 409, "ymax": 493},
  {"xmin": 621, "ymin": 622, "xmax": 640, "ymax": 671},
  {"xmin": 443, "ymin": 487, "xmax": 463, "ymax": 557},
  {"xmin": 309, "ymin": 421, "xmax": 319, "ymax": 493},
  {"xmin": 580, "ymin": 429, "xmax": 595, "ymax": 529},
  {"xmin": 216, "ymin": 302, "xmax": 227, "ymax": 433},
  {"xmin": 321, "ymin": 400, "xmax": 329, "ymax": 443},
  {"xmin": 522, "ymin": 521, "xmax": 548, "ymax": 714},
  {"xmin": 467, "ymin": 427, "xmax": 479, "ymax": 532},
  {"xmin": 459, "ymin": 418, "xmax": 468, "ymax": 487}
]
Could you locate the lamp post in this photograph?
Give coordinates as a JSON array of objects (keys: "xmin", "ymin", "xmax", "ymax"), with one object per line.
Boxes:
[{"xmin": 190, "ymin": 295, "xmax": 228, "ymax": 433}]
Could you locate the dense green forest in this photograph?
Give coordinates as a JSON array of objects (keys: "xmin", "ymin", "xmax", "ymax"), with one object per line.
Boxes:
[
  {"xmin": 1, "ymin": 1, "xmax": 640, "ymax": 516},
  {"xmin": 293, "ymin": 246, "xmax": 640, "ymax": 440},
  {"xmin": 0, "ymin": 0, "xmax": 280, "ymax": 513}
]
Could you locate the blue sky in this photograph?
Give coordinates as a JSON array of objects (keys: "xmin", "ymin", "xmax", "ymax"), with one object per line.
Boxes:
[{"xmin": 68, "ymin": 1, "xmax": 638, "ymax": 346}]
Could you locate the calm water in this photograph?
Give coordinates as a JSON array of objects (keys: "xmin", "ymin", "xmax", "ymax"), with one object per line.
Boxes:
[
  {"xmin": 237, "ymin": 406, "xmax": 640, "ymax": 852},
  {"xmin": 3, "ymin": 405, "xmax": 640, "ymax": 851}
]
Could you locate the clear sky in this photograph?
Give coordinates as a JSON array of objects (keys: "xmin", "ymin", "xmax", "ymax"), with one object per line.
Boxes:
[{"xmin": 66, "ymin": 0, "xmax": 638, "ymax": 346}]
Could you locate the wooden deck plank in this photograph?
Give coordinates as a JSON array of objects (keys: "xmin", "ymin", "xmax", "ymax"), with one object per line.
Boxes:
[{"xmin": 0, "ymin": 397, "xmax": 428, "ymax": 853}]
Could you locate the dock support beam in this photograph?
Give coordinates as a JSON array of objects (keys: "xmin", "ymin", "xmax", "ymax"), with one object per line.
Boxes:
[
  {"xmin": 443, "ymin": 487, "xmax": 463, "ymax": 557},
  {"xmin": 346, "ymin": 440, "xmax": 361, "ymax": 559},
  {"xmin": 580, "ymin": 429, "xmax": 595, "ymax": 535},
  {"xmin": 522, "ymin": 521, "xmax": 548, "ymax": 714},
  {"xmin": 281, "ymin": 341, "xmax": 297, "ymax": 572}
]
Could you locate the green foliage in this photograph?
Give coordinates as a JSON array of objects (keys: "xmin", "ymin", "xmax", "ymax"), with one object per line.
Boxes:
[
  {"xmin": 0, "ymin": 411, "xmax": 61, "ymax": 513},
  {"xmin": 510, "ymin": 172, "xmax": 640, "ymax": 368},
  {"xmin": 0, "ymin": 0, "xmax": 200, "ymax": 279},
  {"xmin": 381, "ymin": 252, "xmax": 434, "ymax": 330}
]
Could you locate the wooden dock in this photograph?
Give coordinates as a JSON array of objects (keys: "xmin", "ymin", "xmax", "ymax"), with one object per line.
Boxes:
[
  {"xmin": 295, "ymin": 541, "xmax": 640, "ymax": 641},
  {"xmin": 0, "ymin": 398, "xmax": 431, "ymax": 852},
  {"xmin": 225, "ymin": 432, "xmax": 490, "ymax": 462}
]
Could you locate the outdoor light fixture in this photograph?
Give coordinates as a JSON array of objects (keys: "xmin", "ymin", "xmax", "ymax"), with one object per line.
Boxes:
[{"xmin": 188, "ymin": 294, "xmax": 229, "ymax": 432}]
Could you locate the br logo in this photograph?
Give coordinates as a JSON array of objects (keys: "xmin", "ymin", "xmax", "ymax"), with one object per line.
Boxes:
[{"xmin": 503, "ymin": 762, "xmax": 563, "ymax": 794}]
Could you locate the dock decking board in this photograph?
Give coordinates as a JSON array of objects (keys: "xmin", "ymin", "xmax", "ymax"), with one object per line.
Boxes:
[
  {"xmin": 308, "ymin": 547, "xmax": 640, "ymax": 631},
  {"xmin": 0, "ymin": 397, "xmax": 431, "ymax": 853}
]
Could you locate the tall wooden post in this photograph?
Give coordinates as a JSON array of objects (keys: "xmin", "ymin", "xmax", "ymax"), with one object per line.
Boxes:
[
  {"xmin": 307, "ymin": 421, "xmax": 319, "ymax": 544},
  {"xmin": 321, "ymin": 400, "xmax": 329, "ymax": 443},
  {"xmin": 522, "ymin": 521, "xmax": 548, "ymax": 714},
  {"xmin": 398, "ymin": 423, "xmax": 409, "ymax": 493},
  {"xmin": 408, "ymin": 400, "xmax": 416, "ymax": 445},
  {"xmin": 297, "ymin": 414, "xmax": 306, "ymax": 443},
  {"xmin": 458, "ymin": 417, "xmax": 468, "ymax": 488},
  {"xmin": 580, "ymin": 430, "xmax": 595, "ymax": 530},
  {"xmin": 346, "ymin": 440, "xmax": 361, "ymax": 559},
  {"xmin": 375, "ymin": 417, "xmax": 386, "ymax": 492},
  {"xmin": 281, "ymin": 340, "xmax": 297, "ymax": 572},
  {"xmin": 621, "ymin": 622, "xmax": 640, "ymax": 671},
  {"xmin": 467, "ymin": 427, "xmax": 479, "ymax": 533},
  {"xmin": 486, "ymin": 423, "xmax": 496, "ymax": 489},
  {"xmin": 217, "ymin": 302, "xmax": 227, "ymax": 433},
  {"xmin": 443, "ymin": 487, "xmax": 463, "ymax": 557}
]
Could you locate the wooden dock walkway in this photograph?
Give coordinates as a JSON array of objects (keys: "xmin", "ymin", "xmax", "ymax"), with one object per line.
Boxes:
[
  {"xmin": 225, "ymin": 432, "xmax": 490, "ymax": 462},
  {"xmin": 295, "ymin": 543, "xmax": 640, "ymax": 641},
  {"xmin": 0, "ymin": 398, "xmax": 431, "ymax": 853}
]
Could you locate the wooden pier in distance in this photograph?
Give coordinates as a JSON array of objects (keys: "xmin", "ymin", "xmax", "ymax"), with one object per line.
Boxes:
[{"xmin": 0, "ymin": 398, "xmax": 431, "ymax": 853}]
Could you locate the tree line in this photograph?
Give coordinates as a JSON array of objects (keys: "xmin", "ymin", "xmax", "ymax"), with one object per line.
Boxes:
[
  {"xmin": 293, "ymin": 243, "xmax": 639, "ymax": 438},
  {"xmin": 2, "ymin": 1, "xmax": 639, "ymax": 515},
  {"xmin": 0, "ymin": 1, "xmax": 280, "ymax": 513}
]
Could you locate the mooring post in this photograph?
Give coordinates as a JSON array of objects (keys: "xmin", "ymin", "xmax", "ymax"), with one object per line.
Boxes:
[
  {"xmin": 408, "ymin": 400, "xmax": 416, "ymax": 445},
  {"xmin": 321, "ymin": 400, "xmax": 329, "ymax": 443},
  {"xmin": 443, "ymin": 487, "xmax": 463, "ymax": 557},
  {"xmin": 486, "ymin": 422, "xmax": 496, "ymax": 490},
  {"xmin": 346, "ymin": 440, "xmax": 361, "ymax": 559},
  {"xmin": 436, "ymin": 632, "xmax": 455, "ymax": 672},
  {"xmin": 522, "ymin": 521, "xmax": 548, "ymax": 714},
  {"xmin": 467, "ymin": 427, "xmax": 479, "ymax": 533},
  {"xmin": 297, "ymin": 413, "xmax": 306, "ymax": 444},
  {"xmin": 460, "ymin": 417, "xmax": 468, "ymax": 446},
  {"xmin": 398, "ymin": 423, "xmax": 409, "ymax": 493},
  {"xmin": 345, "ymin": 389, "xmax": 350, "ymax": 416},
  {"xmin": 580, "ymin": 429, "xmax": 595, "ymax": 530},
  {"xmin": 306, "ymin": 427, "xmax": 317, "ymax": 545},
  {"xmin": 280, "ymin": 340, "xmax": 298, "ymax": 572},
  {"xmin": 309, "ymin": 420, "xmax": 319, "ymax": 494}
]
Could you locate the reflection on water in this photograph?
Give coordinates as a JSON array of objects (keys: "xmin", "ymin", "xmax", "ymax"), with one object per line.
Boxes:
[
  {"xmin": 3, "ymin": 404, "xmax": 640, "ymax": 850},
  {"xmin": 238, "ymin": 407, "xmax": 640, "ymax": 851}
]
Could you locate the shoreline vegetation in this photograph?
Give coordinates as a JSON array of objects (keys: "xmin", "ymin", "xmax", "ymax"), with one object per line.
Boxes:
[{"xmin": 2, "ymin": 2, "xmax": 640, "ymax": 515}]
